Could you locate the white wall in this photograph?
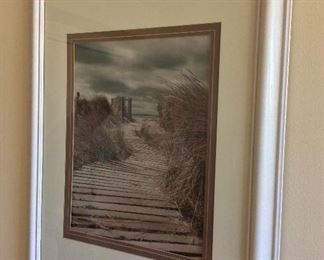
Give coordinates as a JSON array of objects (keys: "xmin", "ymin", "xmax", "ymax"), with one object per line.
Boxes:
[
  {"xmin": 281, "ymin": 1, "xmax": 324, "ymax": 259},
  {"xmin": 42, "ymin": 1, "xmax": 257, "ymax": 260}
]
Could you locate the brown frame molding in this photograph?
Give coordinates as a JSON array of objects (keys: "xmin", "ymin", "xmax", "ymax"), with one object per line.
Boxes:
[{"xmin": 64, "ymin": 23, "xmax": 221, "ymax": 260}]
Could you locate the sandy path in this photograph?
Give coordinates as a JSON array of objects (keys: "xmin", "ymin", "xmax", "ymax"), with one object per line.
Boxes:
[{"xmin": 71, "ymin": 117, "xmax": 202, "ymax": 259}]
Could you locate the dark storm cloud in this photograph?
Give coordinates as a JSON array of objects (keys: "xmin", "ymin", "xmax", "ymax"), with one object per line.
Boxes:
[
  {"xmin": 85, "ymin": 73, "xmax": 163, "ymax": 115},
  {"xmin": 134, "ymin": 52, "xmax": 187, "ymax": 70},
  {"xmin": 89, "ymin": 73, "xmax": 165, "ymax": 100},
  {"xmin": 192, "ymin": 50, "xmax": 210, "ymax": 65},
  {"xmin": 75, "ymin": 37, "xmax": 209, "ymax": 72},
  {"xmin": 75, "ymin": 43, "xmax": 114, "ymax": 65},
  {"xmin": 75, "ymin": 35, "xmax": 210, "ymax": 115},
  {"xmin": 90, "ymin": 76, "xmax": 130, "ymax": 94},
  {"xmin": 130, "ymin": 85, "xmax": 166, "ymax": 99}
]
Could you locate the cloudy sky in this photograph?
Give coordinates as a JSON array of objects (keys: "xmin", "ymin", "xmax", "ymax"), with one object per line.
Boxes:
[{"xmin": 75, "ymin": 35, "xmax": 211, "ymax": 115}]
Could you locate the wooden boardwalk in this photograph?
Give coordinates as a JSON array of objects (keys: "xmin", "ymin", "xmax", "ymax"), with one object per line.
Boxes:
[{"xmin": 71, "ymin": 120, "xmax": 202, "ymax": 259}]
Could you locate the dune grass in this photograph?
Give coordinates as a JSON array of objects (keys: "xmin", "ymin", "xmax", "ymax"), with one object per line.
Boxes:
[
  {"xmin": 157, "ymin": 73, "xmax": 208, "ymax": 237},
  {"xmin": 74, "ymin": 96, "xmax": 131, "ymax": 169}
]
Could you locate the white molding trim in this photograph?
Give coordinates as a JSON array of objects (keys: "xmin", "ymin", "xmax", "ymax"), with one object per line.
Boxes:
[
  {"xmin": 30, "ymin": 1, "xmax": 44, "ymax": 260},
  {"xmin": 249, "ymin": 0, "xmax": 292, "ymax": 260},
  {"xmin": 29, "ymin": 1, "xmax": 292, "ymax": 260}
]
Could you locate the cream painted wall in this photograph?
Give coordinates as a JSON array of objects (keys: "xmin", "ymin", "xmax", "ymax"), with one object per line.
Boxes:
[
  {"xmin": 0, "ymin": 1, "xmax": 32, "ymax": 260},
  {"xmin": 281, "ymin": 1, "xmax": 324, "ymax": 259},
  {"xmin": 42, "ymin": 1, "xmax": 257, "ymax": 260}
]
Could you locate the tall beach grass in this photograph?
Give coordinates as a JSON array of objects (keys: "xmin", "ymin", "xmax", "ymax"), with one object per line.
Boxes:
[
  {"xmin": 74, "ymin": 96, "xmax": 131, "ymax": 169},
  {"xmin": 158, "ymin": 73, "xmax": 208, "ymax": 236}
]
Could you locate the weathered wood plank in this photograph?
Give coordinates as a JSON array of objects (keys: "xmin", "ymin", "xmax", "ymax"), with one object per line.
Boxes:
[
  {"xmin": 74, "ymin": 171, "xmax": 156, "ymax": 185},
  {"xmin": 72, "ymin": 181, "xmax": 162, "ymax": 196},
  {"xmin": 72, "ymin": 187, "xmax": 166, "ymax": 201},
  {"xmin": 72, "ymin": 207, "xmax": 180, "ymax": 224},
  {"xmin": 72, "ymin": 200, "xmax": 181, "ymax": 218},
  {"xmin": 73, "ymin": 193, "xmax": 177, "ymax": 209},
  {"xmin": 106, "ymin": 158, "xmax": 167, "ymax": 170},
  {"xmin": 122, "ymin": 159, "xmax": 168, "ymax": 170},
  {"xmin": 94, "ymin": 160, "xmax": 166, "ymax": 174},
  {"xmin": 74, "ymin": 175, "xmax": 143, "ymax": 187},
  {"xmin": 85, "ymin": 163, "xmax": 160, "ymax": 177},
  {"xmin": 76, "ymin": 167, "xmax": 159, "ymax": 182},
  {"xmin": 71, "ymin": 227, "xmax": 202, "ymax": 245},
  {"xmin": 73, "ymin": 175, "xmax": 158, "ymax": 191},
  {"xmin": 73, "ymin": 174, "xmax": 150, "ymax": 189},
  {"xmin": 72, "ymin": 217, "xmax": 190, "ymax": 233},
  {"xmin": 126, "ymin": 241, "xmax": 202, "ymax": 254},
  {"xmin": 73, "ymin": 177, "xmax": 160, "ymax": 194},
  {"xmin": 69, "ymin": 119, "xmax": 203, "ymax": 258}
]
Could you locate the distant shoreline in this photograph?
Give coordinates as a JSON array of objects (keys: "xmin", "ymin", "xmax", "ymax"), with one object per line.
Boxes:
[{"xmin": 132, "ymin": 114, "xmax": 159, "ymax": 118}]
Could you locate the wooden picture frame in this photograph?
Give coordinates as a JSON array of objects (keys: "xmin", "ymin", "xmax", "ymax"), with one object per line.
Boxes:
[{"xmin": 63, "ymin": 23, "xmax": 220, "ymax": 260}]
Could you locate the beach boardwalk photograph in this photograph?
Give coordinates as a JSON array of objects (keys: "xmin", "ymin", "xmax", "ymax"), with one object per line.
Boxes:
[{"xmin": 64, "ymin": 24, "xmax": 220, "ymax": 260}]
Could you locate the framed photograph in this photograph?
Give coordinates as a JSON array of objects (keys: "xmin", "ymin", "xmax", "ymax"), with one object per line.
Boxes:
[
  {"xmin": 63, "ymin": 23, "xmax": 220, "ymax": 260},
  {"xmin": 30, "ymin": 1, "xmax": 294, "ymax": 260}
]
